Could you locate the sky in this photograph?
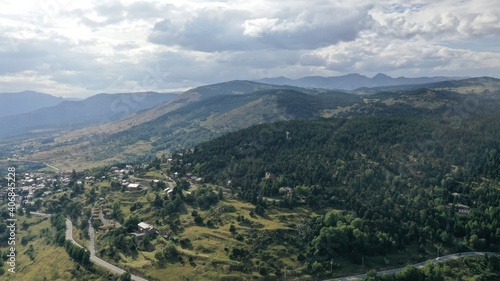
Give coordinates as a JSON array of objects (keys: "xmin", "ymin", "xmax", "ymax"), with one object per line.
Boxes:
[{"xmin": 0, "ymin": 0, "xmax": 499, "ymax": 98}]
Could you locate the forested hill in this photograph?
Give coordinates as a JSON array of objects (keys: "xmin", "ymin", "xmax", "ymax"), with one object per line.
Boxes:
[
  {"xmin": 171, "ymin": 113, "xmax": 500, "ymax": 259},
  {"xmin": 179, "ymin": 115, "xmax": 500, "ymax": 191}
]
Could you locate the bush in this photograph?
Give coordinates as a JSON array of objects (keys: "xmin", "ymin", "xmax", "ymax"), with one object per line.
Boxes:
[
  {"xmin": 120, "ymin": 272, "xmax": 131, "ymax": 281},
  {"xmin": 156, "ymin": 241, "xmax": 179, "ymax": 265},
  {"xmin": 194, "ymin": 216, "xmax": 204, "ymax": 225},
  {"xmin": 235, "ymin": 234, "xmax": 244, "ymax": 241}
]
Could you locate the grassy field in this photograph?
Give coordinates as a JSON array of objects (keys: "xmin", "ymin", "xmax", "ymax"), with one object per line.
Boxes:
[
  {"xmin": 0, "ymin": 215, "xmax": 78, "ymax": 281},
  {"xmin": 23, "ymin": 140, "xmax": 154, "ymax": 171},
  {"xmin": 87, "ymin": 182, "xmax": 482, "ymax": 281},
  {"xmin": 89, "ymin": 184, "xmax": 315, "ymax": 281}
]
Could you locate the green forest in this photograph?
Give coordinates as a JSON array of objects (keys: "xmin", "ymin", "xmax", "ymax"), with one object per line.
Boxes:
[{"xmin": 171, "ymin": 112, "xmax": 500, "ymax": 273}]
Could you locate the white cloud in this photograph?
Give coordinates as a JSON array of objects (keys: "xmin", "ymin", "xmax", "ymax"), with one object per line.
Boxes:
[
  {"xmin": 242, "ymin": 18, "xmax": 279, "ymax": 37},
  {"xmin": 0, "ymin": 0, "xmax": 498, "ymax": 97}
]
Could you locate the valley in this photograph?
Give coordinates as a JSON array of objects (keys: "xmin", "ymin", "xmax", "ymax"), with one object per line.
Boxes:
[{"xmin": 0, "ymin": 77, "xmax": 500, "ymax": 281}]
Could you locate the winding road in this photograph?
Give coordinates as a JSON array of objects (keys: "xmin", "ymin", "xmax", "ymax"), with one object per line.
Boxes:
[
  {"xmin": 31, "ymin": 203, "xmax": 149, "ymax": 280},
  {"xmin": 32, "ymin": 212, "xmax": 499, "ymax": 281},
  {"xmin": 65, "ymin": 219, "xmax": 149, "ymax": 281},
  {"xmin": 329, "ymin": 251, "xmax": 500, "ymax": 281}
]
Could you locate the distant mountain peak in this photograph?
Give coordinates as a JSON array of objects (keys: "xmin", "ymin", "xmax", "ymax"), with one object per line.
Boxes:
[
  {"xmin": 373, "ymin": 73, "xmax": 391, "ymax": 79},
  {"xmin": 0, "ymin": 91, "xmax": 66, "ymax": 118}
]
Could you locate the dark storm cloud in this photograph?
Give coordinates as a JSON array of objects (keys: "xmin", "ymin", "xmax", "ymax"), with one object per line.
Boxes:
[{"xmin": 148, "ymin": 3, "xmax": 374, "ymax": 51}]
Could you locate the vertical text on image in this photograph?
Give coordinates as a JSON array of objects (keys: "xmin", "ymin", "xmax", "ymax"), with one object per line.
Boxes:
[{"xmin": 6, "ymin": 167, "xmax": 17, "ymax": 273}]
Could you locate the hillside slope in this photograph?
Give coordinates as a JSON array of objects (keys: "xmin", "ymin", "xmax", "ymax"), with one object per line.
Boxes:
[
  {"xmin": 17, "ymin": 82, "xmax": 360, "ymax": 169},
  {"xmin": 0, "ymin": 92, "xmax": 177, "ymax": 138},
  {"xmin": 12, "ymin": 77, "xmax": 500, "ymax": 170},
  {"xmin": 171, "ymin": 113, "xmax": 500, "ymax": 276}
]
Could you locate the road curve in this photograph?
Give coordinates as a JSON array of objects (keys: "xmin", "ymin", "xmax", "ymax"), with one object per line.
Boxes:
[
  {"xmin": 66, "ymin": 219, "xmax": 149, "ymax": 281},
  {"xmin": 329, "ymin": 251, "xmax": 500, "ymax": 281}
]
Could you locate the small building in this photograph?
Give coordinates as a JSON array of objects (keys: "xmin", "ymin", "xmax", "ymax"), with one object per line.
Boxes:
[
  {"xmin": 19, "ymin": 186, "xmax": 31, "ymax": 195},
  {"xmin": 456, "ymin": 203, "xmax": 470, "ymax": 214},
  {"xmin": 23, "ymin": 200, "xmax": 35, "ymax": 206},
  {"xmin": 127, "ymin": 183, "xmax": 141, "ymax": 191},
  {"xmin": 448, "ymin": 203, "xmax": 470, "ymax": 214},
  {"xmin": 138, "ymin": 222, "xmax": 156, "ymax": 234}
]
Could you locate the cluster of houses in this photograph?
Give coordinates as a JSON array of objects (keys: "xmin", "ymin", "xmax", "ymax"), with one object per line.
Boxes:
[
  {"xmin": 0, "ymin": 172, "xmax": 60, "ymax": 207},
  {"xmin": 109, "ymin": 165, "xmax": 145, "ymax": 191},
  {"xmin": 109, "ymin": 165, "xmax": 135, "ymax": 179},
  {"xmin": 172, "ymin": 172, "xmax": 203, "ymax": 183}
]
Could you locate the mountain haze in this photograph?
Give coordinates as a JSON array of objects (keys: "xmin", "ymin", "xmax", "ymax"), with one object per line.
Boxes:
[
  {"xmin": 256, "ymin": 73, "xmax": 462, "ymax": 90},
  {"xmin": 354, "ymin": 76, "xmax": 500, "ymax": 95},
  {"xmin": 0, "ymin": 91, "xmax": 66, "ymax": 117},
  {"xmin": 0, "ymin": 92, "xmax": 178, "ymax": 138}
]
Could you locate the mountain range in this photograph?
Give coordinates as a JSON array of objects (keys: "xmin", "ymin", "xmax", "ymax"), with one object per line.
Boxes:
[
  {"xmin": 7, "ymin": 76, "xmax": 497, "ymax": 170},
  {"xmin": 0, "ymin": 73, "xmax": 465, "ymax": 138},
  {"xmin": 0, "ymin": 92, "xmax": 178, "ymax": 138},
  {"xmin": 255, "ymin": 73, "xmax": 463, "ymax": 90},
  {"xmin": 1, "ymin": 74, "xmax": 499, "ymax": 281}
]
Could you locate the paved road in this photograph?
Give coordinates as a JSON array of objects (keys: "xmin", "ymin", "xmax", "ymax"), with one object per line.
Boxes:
[
  {"xmin": 330, "ymin": 252, "xmax": 500, "ymax": 281},
  {"xmin": 67, "ymin": 219, "xmax": 149, "ymax": 281},
  {"xmin": 88, "ymin": 220, "xmax": 96, "ymax": 256},
  {"xmin": 5, "ymin": 159, "xmax": 60, "ymax": 171},
  {"xmin": 31, "ymin": 210, "xmax": 148, "ymax": 280},
  {"xmin": 65, "ymin": 218, "xmax": 84, "ymax": 248},
  {"xmin": 30, "ymin": 211, "xmax": 51, "ymax": 217}
]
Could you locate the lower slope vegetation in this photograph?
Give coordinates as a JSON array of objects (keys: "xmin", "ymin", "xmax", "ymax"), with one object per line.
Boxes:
[{"xmin": 169, "ymin": 113, "xmax": 500, "ymax": 279}]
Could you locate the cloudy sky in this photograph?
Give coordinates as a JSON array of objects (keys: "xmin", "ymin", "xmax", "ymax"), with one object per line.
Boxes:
[{"xmin": 0, "ymin": 0, "xmax": 499, "ymax": 98}]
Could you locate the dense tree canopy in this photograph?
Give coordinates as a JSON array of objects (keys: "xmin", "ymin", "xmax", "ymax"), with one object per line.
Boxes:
[{"xmin": 172, "ymin": 113, "xmax": 500, "ymax": 265}]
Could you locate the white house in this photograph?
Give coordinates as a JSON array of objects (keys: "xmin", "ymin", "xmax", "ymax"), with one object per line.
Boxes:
[
  {"xmin": 138, "ymin": 222, "xmax": 155, "ymax": 233},
  {"xmin": 127, "ymin": 183, "xmax": 141, "ymax": 191}
]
